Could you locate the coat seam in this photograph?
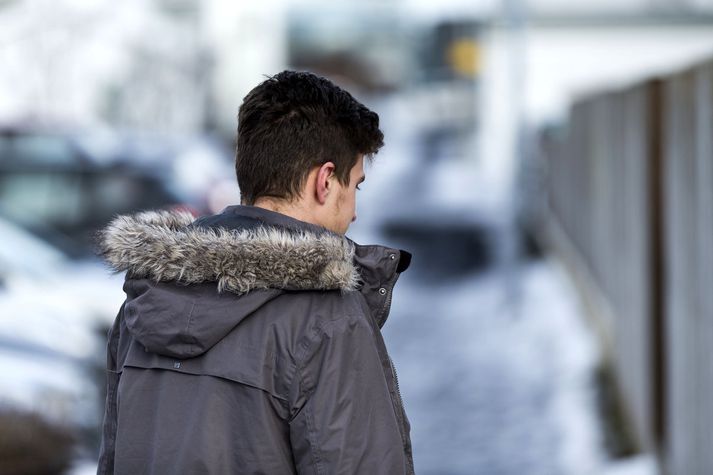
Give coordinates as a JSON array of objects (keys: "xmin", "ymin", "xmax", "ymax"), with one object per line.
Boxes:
[
  {"xmin": 304, "ymin": 402, "xmax": 325, "ymax": 475},
  {"xmin": 99, "ymin": 302, "xmax": 124, "ymax": 475},
  {"xmin": 288, "ymin": 313, "xmax": 362, "ymax": 420},
  {"xmin": 99, "ymin": 371, "xmax": 118, "ymax": 475},
  {"xmin": 291, "ymin": 313, "xmax": 363, "ymax": 400},
  {"xmin": 185, "ymin": 301, "xmax": 197, "ymax": 355},
  {"xmin": 290, "ymin": 321, "xmax": 325, "ymax": 418}
]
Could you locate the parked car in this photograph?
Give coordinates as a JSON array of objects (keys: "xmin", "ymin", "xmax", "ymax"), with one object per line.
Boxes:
[
  {"xmin": 0, "ymin": 124, "xmax": 235, "ymax": 258},
  {"xmin": 0, "ymin": 215, "xmax": 125, "ymax": 467}
]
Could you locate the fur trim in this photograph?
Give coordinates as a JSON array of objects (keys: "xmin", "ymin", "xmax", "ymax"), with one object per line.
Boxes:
[{"xmin": 98, "ymin": 210, "xmax": 360, "ymax": 294}]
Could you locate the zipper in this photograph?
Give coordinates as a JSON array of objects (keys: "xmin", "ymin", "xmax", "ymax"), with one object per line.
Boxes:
[
  {"xmin": 375, "ymin": 265, "xmax": 414, "ymax": 472},
  {"xmin": 380, "ymin": 279, "xmax": 404, "ymax": 414},
  {"xmin": 389, "ymin": 353, "xmax": 414, "ymax": 474},
  {"xmin": 382, "ymin": 283, "xmax": 414, "ymax": 474},
  {"xmin": 389, "ymin": 355, "xmax": 405, "ymax": 414}
]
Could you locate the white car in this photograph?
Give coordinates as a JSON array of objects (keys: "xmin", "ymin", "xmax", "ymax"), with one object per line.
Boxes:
[{"xmin": 0, "ymin": 216, "xmax": 124, "ymax": 432}]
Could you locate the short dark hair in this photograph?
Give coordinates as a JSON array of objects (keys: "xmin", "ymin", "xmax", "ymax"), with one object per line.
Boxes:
[{"xmin": 235, "ymin": 70, "xmax": 384, "ymax": 205}]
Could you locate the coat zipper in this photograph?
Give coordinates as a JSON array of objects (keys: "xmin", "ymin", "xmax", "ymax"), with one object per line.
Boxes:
[
  {"xmin": 389, "ymin": 355, "xmax": 405, "ymax": 415},
  {"xmin": 389, "ymin": 353, "xmax": 414, "ymax": 474},
  {"xmin": 380, "ymin": 278, "xmax": 402, "ymax": 407},
  {"xmin": 380, "ymin": 278, "xmax": 414, "ymax": 473}
]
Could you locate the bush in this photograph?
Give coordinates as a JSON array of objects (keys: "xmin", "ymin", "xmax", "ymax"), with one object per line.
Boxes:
[{"xmin": 0, "ymin": 408, "xmax": 75, "ymax": 475}]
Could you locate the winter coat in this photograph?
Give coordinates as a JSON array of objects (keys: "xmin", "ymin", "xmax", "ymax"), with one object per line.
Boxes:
[{"xmin": 96, "ymin": 205, "xmax": 414, "ymax": 475}]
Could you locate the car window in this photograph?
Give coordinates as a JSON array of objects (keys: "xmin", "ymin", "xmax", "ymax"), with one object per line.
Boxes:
[
  {"xmin": 0, "ymin": 135, "xmax": 77, "ymax": 166},
  {"xmin": 0, "ymin": 172, "xmax": 85, "ymax": 226},
  {"xmin": 88, "ymin": 172, "xmax": 180, "ymax": 217}
]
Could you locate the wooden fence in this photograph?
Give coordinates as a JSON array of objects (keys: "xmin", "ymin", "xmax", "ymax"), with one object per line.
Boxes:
[{"xmin": 541, "ymin": 58, "xmax": 713, "ymax": 474}]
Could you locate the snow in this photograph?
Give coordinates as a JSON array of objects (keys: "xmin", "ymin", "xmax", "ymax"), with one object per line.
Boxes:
[{"xmin": 379, "ymin": 252, "xmax": 657, "ymax": 474}]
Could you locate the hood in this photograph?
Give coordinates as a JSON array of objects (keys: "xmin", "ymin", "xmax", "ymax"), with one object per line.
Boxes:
[
  {"xmin": 119, "ymin": 277, "xmax": 283, "ymax": 359},
  {"xmin": 99, "ymin": 209, "xmax": 360, "ymax": 294},
  {"xmin": 98, "ymin": 207, "xmax": 364, "ymax": 358}
]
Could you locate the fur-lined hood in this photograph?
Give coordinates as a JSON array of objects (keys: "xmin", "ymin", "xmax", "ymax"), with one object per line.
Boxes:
[
  {"xmin": 98, "ymin": 209, "xmax": 361, "ymax": 294},
  {"xmin": 97, "ymin": 206, "xmax": 409, "ymax": 358}
]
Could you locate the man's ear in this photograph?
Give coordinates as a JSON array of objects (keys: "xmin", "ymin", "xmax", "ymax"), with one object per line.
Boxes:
[{"xmin": 315, "ymin": 162, "xmax": 336, "ymax": 205}]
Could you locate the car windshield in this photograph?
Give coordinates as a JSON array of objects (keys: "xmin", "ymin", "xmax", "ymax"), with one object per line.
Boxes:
[{"xmin": 0, "ymin": 134, "xmax": 77, "ymax": 166}]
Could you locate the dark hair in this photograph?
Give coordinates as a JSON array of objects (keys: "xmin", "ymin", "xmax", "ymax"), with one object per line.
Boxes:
[{"xmin": 235, "ymin": 70, "xmax": 384, "ymax": 205}]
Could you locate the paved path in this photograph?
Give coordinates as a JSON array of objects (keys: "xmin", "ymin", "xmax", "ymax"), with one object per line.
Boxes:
[{"xmin": 382, "ymin": 257, "xmax": 605, "ymax": 475}]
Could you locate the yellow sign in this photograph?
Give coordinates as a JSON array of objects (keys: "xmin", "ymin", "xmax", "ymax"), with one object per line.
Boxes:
[{"xmin": 447, "ymin": 39, "xmax": 481, "ymax": 78}]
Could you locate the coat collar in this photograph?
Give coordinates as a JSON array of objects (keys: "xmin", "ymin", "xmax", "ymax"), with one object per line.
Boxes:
[{"xmin": 98, "ymin": 207, "xmax": 359, "ymax": 294}]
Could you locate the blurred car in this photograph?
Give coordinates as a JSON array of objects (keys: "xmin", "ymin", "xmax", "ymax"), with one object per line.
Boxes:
[
  {"xmin": 74, "ymin": 128, "xmax": 237, "ymax": 213},
  {"xmin": 0, "ymin": 215, "xmax": 125, "ymax": 465},
  {"xmin": 0, "ymin": 124, "xmax": 235, "ymax": 258},
  {"xmin": 354, "ymin": 131, "xmax": 509, "ymax": 282}
]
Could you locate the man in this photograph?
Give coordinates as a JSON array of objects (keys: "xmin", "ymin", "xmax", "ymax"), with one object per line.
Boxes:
[{"xmin": 97, "ymin": 71, "xmax": 414, "ymax": 474}]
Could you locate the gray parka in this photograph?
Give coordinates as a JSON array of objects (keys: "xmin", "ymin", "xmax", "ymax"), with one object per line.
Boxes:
[{"xmin": 96, "ymin": 205, "xmax": 414, "ymax": 475}]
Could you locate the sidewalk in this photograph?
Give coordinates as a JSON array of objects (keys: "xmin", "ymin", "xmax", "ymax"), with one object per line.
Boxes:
[{"xmin": 383, "ymin": 254, "xmax": 657, "ymax": 475}]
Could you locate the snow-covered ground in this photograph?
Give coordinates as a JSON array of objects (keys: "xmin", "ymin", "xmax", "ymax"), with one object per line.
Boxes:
[{"xmin": 380, "ymin": 250, "xmax": 658, "ymax": 475}]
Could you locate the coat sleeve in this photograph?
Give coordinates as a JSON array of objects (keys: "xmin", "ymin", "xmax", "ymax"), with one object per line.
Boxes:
[
  {"xmin": 96, "ymin": 302, "xmax": 125, "ymax": 475},
  {"xmin": 288, "ymin": 313, "xmax": 408, "ymax": 475}
]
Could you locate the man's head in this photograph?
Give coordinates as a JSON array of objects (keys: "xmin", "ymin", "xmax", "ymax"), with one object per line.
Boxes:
[{"xmin": 235, "ymin": 71, "xmax": 383, "ymax": 234}]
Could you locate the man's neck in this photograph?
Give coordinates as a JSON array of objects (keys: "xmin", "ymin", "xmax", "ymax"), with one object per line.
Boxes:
[{"xmin": 252, "ymin": 198, "xmax": 315, "ymax": 227}]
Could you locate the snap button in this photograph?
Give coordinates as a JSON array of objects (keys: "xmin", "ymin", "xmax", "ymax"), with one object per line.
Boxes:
[
  {"xmin": 379, "ymin": 287, "xmax": 387, "ymax": 295},
  {"xmin": 389, "ymin": 254, "xmax": 396, "ymax": 260}
]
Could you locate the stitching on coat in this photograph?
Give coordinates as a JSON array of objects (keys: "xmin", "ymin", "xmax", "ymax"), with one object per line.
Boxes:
[
  {"xmin": 98, "ymin": 303, "xmax": 125, "ymax": 475},
  {"xmin": 185, "ymin": 301, "xmax": 197, "ymax": 354},
  {"xmin": 304, "ymin": 402, "xmax": 325, "ymax": 475}
]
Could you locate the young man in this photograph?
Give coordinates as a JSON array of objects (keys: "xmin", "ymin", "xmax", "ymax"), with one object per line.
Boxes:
[{"xmin": 97, "ymin": 71, "xmax": 414, "ymax": 474}]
